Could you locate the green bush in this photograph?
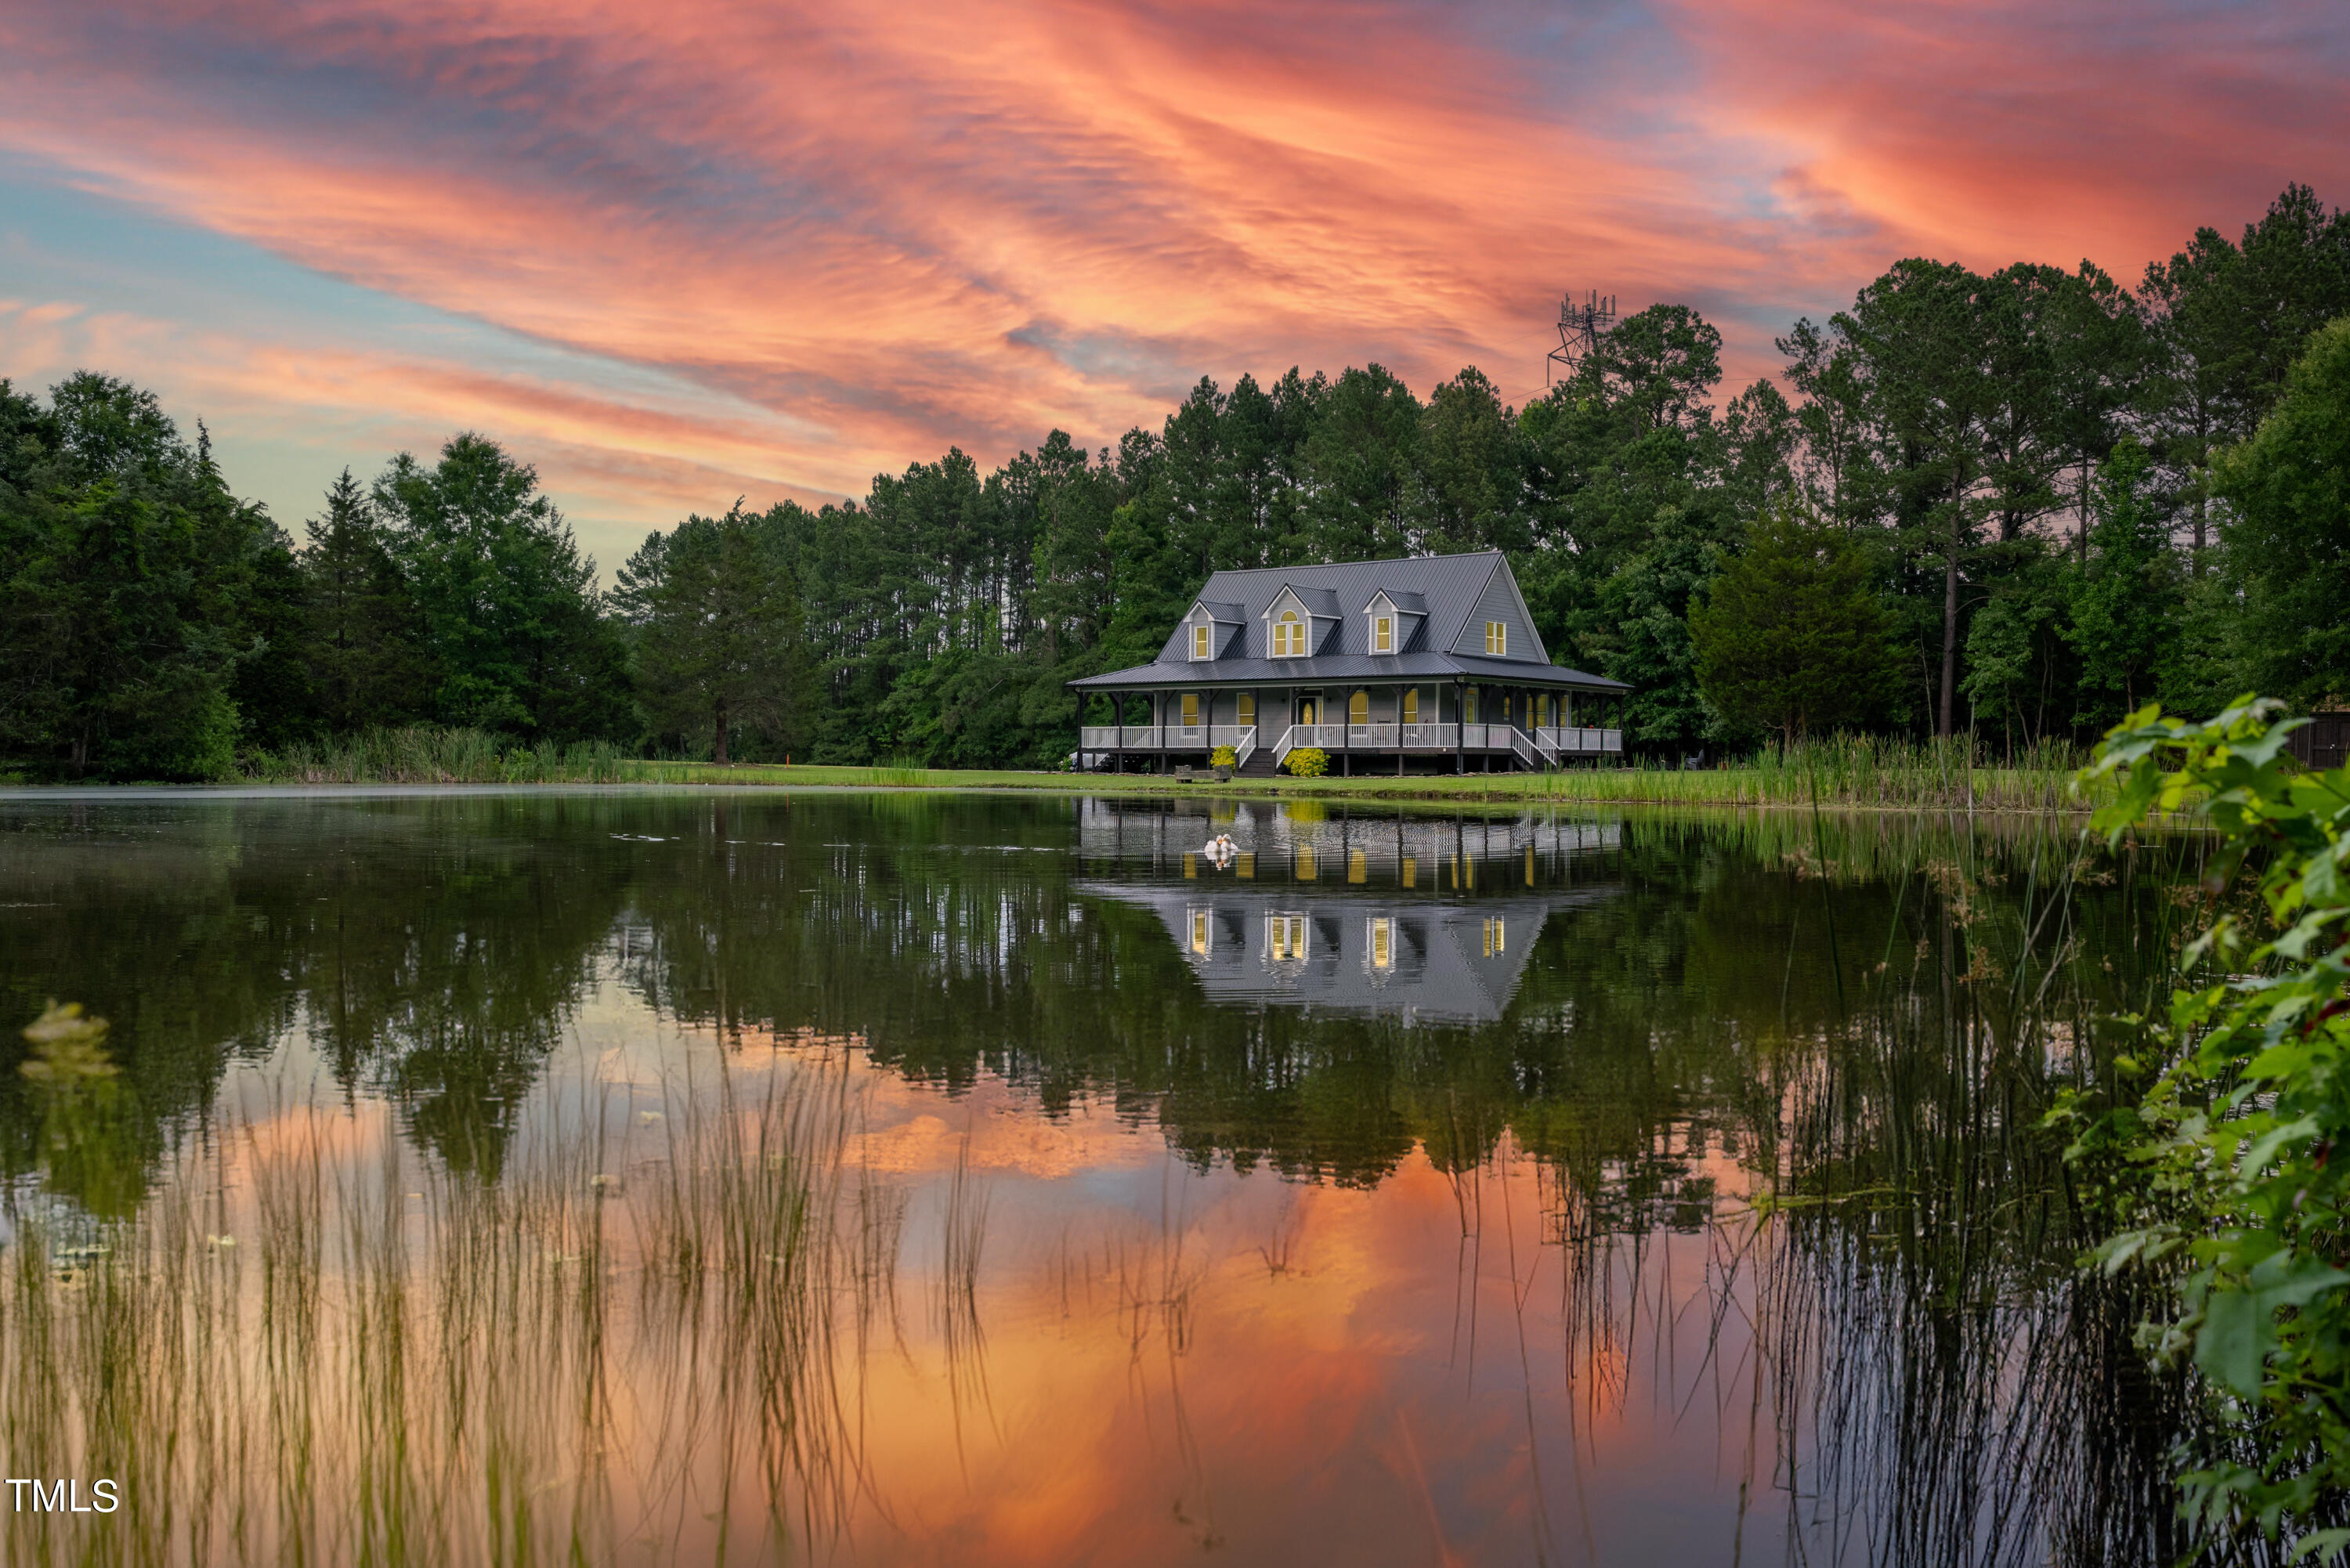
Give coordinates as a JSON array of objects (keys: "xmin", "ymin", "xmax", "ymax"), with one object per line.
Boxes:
[
  {"xmin": 2060, "ymin": 697, "xmax": 2350, "ymax": 1551},
  {"xmin": 1209, "ymin": 745, "xmax": 1237, "ymax": 767},
  {"xmin": 1285, "ymin": 746, "xmax": 1328, "ymax": 778}
]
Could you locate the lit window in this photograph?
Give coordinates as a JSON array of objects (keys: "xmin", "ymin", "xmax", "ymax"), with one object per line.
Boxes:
[
  {"xmin": 1237, "ymin": 693, "xmax": 1256, "ymax": 728},
  {"xmin": 1296, "ymin": 847, "xmax": 1317, "ymax": 881},
  {"xmin": 1370, "ymin": 917, "xmax": 1393, "ymax": 970},
  {"xmin": 1268, "ymin": 914, "xmax": 1308, "ymax": 961},
  {"xmin": 1465, "ymin": 689, "xmax": 1480, "ymax": 724},
  {"xmin": 1484, "ymin": 620, "xmax": 1507, "ymax": 656},
  {"xmin": 1402, "ymin": 856, "xmax": 1417, "ymax": 888},
  {"xmin": 1191, "ymin": 909, "xmax": 1209, "ymax": 955},
  {"xmin": 1374, "ymin": 616, "xmax": 1393, "ymax": 652},
  {"xmin": 1274, "ymin": 611, "xmax": 1304, "ymax": 657},
  {"xmin": 1193, "ymin": 623, "xmax": 1211, "ymax": 659},
  {"xmin": 1181, "ymin": 693, "xmax": 1200, "ymax": 731},
  {"xmin": 1349, "ymin": 691, "xmax": 1369, "ymax": 725},
  {"xmin": 1402, "ymin": 688, "xmax": 1419, "ymax": 724}
]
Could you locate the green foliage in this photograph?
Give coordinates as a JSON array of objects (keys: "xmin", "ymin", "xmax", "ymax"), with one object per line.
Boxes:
[
  {"xmin": 2067, "ymin": 698, "xmax": 2350, "ymax": 1546},
  {"xmin": 616, "ymin": 504, "xmax": 808, "ymax": 762},
  {"xmin": 1691, "ymin": 499, "xmax": 1897, "ymax": 749},
  {"xmin": 1285, "ymin": 746, "xmax": 1329, "ymax": 778},
  {"xmin": 374, "ymin": 433, "xmax": 630, "ymax": 739},
  {"xmin": 2212, "ymin": 316, "xmax": 2350, "ymax": 709},
  {"xmin": 2066, "ymin": 438, "xmax": 2183, "ymax": 728},
  {"xmin": 1209, "ymin": 745, "xmax": 1237, "ymax": 767},
  {"xmin": 303, "ymin": 468, "xmax": 434, "ymax": 733}
]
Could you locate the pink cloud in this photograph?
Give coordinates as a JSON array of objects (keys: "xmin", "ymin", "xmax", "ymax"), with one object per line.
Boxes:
[{"xmin": 1, "ymin": 0, "xmax": 2342, "ymax": 540}]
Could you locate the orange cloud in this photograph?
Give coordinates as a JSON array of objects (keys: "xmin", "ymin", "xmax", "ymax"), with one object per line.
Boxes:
[{"xmin": 1, "ymin": 0, "xmax": 2342, "ymax": 546}]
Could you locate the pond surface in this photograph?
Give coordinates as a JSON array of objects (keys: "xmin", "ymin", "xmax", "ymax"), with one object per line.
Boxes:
[{"xmin": 0, "ymin": 789, "xmax": 2194, "ymax": 1567}]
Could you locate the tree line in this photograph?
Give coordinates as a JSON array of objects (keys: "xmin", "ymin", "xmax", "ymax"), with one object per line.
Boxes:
[{"xmin": 2, "ymin": 182, "xmax": 2344, "ymax": 779}]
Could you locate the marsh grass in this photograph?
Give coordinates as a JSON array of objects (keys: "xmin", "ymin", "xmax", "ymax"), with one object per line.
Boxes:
[
  {"xmin": 1524, "ymin": 818, "xmax": 2224, "ymax": 1566},
  {"xmin": 0, "ymin": 1053, "xmax": 903, "ymax": 1567},
  {"xmin": 234, "ymin": 724, "xmax": 2104, "ymax": 813},
  {"xmin": 253, "ymin": 728, "xmax": 634, "ymax": 786}
]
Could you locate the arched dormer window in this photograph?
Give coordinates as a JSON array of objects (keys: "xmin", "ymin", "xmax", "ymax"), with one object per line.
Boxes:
[{"xmin": 1273, "ymin": 610, "xmax": 1305, "ymax": 658}]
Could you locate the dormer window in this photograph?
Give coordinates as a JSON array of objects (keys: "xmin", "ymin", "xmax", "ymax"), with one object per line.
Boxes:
[
  {"xmin": 1374, "ymin": 615, "xmax": 1394, "ymax": 653},
  {"xmin": 1192, "ymin": 623, "xmax": 1211, "ymax": 659},
  {"xmin": 1484, "ymin": 620, "xmax": 1507, "ymax": 656},
  {"xmin": 1273, "ymin": 610, "xmax": 1305, "ymax": 658}
]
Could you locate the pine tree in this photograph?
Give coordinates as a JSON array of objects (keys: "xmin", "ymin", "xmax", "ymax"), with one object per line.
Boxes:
[{"xmin": 1692, "ymin": 500, "xmax": 1899, "ymax": 751}]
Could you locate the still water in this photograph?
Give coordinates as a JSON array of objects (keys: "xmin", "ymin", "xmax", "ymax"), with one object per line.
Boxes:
[{"xmin": 0, "ymin": 789, "xmax": 2190, "ymax": 1566}]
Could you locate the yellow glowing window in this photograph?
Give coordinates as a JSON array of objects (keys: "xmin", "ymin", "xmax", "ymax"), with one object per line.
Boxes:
[
  {"xmin": 1402, "ymin": 688, "xmax": 1419, "ymax": 724},
  {"xmin": 1485, "ymin": 620, "xmax": 1506, "ymax": 656},
  {"xmin": 1296, "ymin": 847, "xmax": 1317, "ymax": 881},
  {"xmin": 1374, "ymin": 616, "xmax": 1393, "ymax": 652},
  {"xmin": 1274, "ymin": 612, "xmax": 1303, "ymax": 657},
  {"xmin": 1237, "ymin": 693, "xmax": 1255, "ymax": 727},
  {"xmin": 1181, "ymin": 693, "xmax": 1200, "ymax": 730},
  {"xmin": 1349, "ymin": 690, "xmax": 1369, "ymax": 724},
  {"xmin": 1191, "ymin": 909, "xmax": 1209, "ymax": 954},
  {"xmin": 1465, "ymin": 689, "xmax": 1480, "ymax": 724},
  {"xmin": 1237, "ymin": 852, "xmax": 1255, "ymax": 878},
  {"xmin": 1370, "ymin": 918, "xmax": 1393, "ymax": 970},
  {"xmin": 1482, "ymin": 916, "xmax": 1506, "ymax": 956},
  {"xmin": 1401, "ymin": 856, "xmax": 1417, "ymax": 888},
  {"xmin": 1269, "ymin": 915, "xmax": 1307, "ymax": 961},
  {"xmin": 1348, "ymin": 850, "xmax": 1366, "ymax": 883},
  {"xmin": 1193, "ymin": 624, "xmax": 1211, "ymax": 659},
  {"xmin": 1183, "ymin": 853, "xmax": 1196, "ymax": 878}
]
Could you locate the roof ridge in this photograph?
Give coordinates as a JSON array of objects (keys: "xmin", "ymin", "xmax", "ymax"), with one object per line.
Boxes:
[{"xmin": 1199, "ymin": 549, "xmax": 1503, "ymax": 580}]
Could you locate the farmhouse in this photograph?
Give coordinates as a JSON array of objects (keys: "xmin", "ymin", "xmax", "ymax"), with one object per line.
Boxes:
[{"xmin": 1068, "ymin": 550, "xmax": 1628, "ymax": 775}]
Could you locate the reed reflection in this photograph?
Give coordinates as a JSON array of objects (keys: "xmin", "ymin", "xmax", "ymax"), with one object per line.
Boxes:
[{"xmin": 0, "ymin": 789, "xmax": 2209, "ymax": 1565}]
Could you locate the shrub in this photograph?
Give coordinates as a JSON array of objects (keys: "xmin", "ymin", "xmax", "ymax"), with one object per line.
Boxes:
[
  {"xmin": 1209, "ymin": 745, "xmax": 1237, "ymax": 768},
  {"xmin": 2061, "ymin": 697, "xmax": 2350, "ymax": 1550},
  {"xmin": 1285, "ymin": 746, "xmax": 1328, "ymax": 778}
]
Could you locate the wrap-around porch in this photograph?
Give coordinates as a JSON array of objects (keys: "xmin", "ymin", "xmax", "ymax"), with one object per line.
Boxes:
[{"xmin": 1077, "ymin": 681, "xmax": 1625, "ymax": 774}]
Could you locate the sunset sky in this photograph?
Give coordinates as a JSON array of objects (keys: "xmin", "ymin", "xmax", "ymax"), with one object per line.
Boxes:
[{"xmin": 3, "ymin": 0, "xmax": 2346, "ymax": 569}]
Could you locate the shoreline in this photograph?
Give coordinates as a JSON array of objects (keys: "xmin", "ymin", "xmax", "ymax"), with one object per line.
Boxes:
[{"xmin": 0, "ymin": 760, "xmax": 2106, "ymax": 815}]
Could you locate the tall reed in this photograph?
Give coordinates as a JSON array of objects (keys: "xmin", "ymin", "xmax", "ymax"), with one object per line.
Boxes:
[{"xmin": 0, "ymin": 1053, "xmax": 899, "ymax": 1567}]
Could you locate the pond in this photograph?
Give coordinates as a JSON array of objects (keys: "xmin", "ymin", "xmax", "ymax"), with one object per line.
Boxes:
[{"xmin": 0, "ymin": 788, "xmax": 2198, "ymax": 1566}]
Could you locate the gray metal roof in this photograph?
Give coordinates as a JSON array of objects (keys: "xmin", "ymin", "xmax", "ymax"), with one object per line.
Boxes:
[
  {"xmin": 1068, "ymin": 655, "xmax": 1622, "ymax": 690},
  {"xmin": 1079, "ymin": 882, "xmax": 1617, "ymax": 1024},
  {"xmin": 1068, "ymin": 550, "xmax": 1629, "ymax": 692},
  {"xmin": 1277, "ymin": 585, "xmax": 1345, "ymax": 617},
  {"xmin": 1193, "ymin": 599, "xmax": 1247, "ymax": 623}
]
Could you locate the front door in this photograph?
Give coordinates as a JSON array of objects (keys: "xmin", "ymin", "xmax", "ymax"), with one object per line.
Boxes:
[{"xmin": 1297, "ymin": 695, "xmax": 1320, "ymax": 728}]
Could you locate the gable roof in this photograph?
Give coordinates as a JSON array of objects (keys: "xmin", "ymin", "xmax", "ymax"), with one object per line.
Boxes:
[{"xmin": 1069, "ymin": 551, "xmax": 1630, "ymax": 693}]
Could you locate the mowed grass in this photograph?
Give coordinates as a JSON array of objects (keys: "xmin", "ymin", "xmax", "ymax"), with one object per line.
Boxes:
[{"xmin": 245, "ymin": 727, "xmax": 2109, "ymax": 814}]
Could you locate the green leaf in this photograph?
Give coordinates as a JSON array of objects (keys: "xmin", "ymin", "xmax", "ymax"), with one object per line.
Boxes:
[{"xmin": 2198, "ymin": 1290, "xmax": 2270, "ymax": 1396}]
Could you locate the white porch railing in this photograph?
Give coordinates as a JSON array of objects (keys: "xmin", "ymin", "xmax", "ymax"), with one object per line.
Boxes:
[
  {"xmin": 1080, "ymin": 725, "xmax": 1117, "ymax": 749},
  {"xmin": 1271, "ymin": 724, "xmax": 1297, "ymax": 771},
  {"xmin": 1400, "ymin": 723, "xmax": 1456, "ymax": 748},
  {"xmin": 1509, "ymin": 729, "xmax": 1543, "ymax": 770},
  {"xmin": 1234, "ymin": 726, "xmax": 1257, "ymax": 770},
  {"xmin": 1538, "ymin": 726, "xmax": 1626, "ymax": 756}
]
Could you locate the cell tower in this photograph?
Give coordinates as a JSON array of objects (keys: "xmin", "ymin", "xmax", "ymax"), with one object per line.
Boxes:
[{"xmin": 1546, "ymin": 289, "xmax": 1618, "ymax": 385}]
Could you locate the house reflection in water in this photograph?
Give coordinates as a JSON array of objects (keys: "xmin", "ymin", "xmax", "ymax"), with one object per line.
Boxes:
[
  {"xmin": 1086, "ymin": 880, "xmax": 1612, "ymax": 1024},
  {"xmin": 1075, "ymin": 801, "xmax": 1614, "ymax": 1024}
]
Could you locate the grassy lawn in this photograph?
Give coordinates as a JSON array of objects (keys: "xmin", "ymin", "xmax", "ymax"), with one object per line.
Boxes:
[
  {"xmin": 598, "ymin": 757, "xmax": 2099, "ymax": 813},
  {"xmin": 208, "ymin": 727, "xmax": 2103, "ymax": 813}
]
